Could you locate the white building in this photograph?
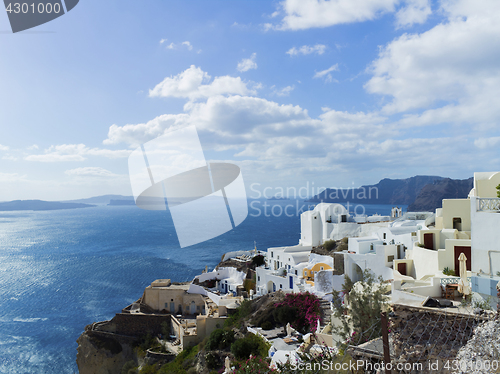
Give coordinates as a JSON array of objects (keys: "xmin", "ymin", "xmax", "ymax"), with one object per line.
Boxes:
[
  {"xmin": 256, "ymin": 244, "xmax": 311, "ymax": 295},
  {"xmin": 469, "ymin": 172, "xmax": 500, "ymax": 296},
  {"xmin": 343, "ymin": 213, "xmax": 428, "ymax": 282}
]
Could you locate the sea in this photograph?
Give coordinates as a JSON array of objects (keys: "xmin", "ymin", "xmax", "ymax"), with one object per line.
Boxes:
[{"xmin": 0, "ymin": 200, "xmax": 401, "ymax": 374}]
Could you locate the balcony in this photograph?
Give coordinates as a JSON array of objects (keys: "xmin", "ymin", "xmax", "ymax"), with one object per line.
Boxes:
[{"xmin": 476, "ymin": 198, "xmax": 500, "ymax": 212}]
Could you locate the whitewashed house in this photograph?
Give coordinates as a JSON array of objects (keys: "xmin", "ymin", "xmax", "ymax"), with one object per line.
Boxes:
[{"xmin": 469, "ymin": 172, "xmax": 500, "ymax": 296}]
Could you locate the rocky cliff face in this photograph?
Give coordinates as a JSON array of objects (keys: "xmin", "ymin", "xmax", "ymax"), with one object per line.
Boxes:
[
  {"xmin": 76, "ymin": 328, "xmax": 136, "ymax": 374},
  {"xmin": 308, "ymin": 175, "xmax": 444, "ymax": 205},
  {"xmin": 407, "ymin": 177, "xmax": 473, "ymax": 212}
]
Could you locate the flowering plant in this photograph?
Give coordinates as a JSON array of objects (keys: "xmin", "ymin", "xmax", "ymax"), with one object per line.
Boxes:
[
  {"xmin": 274, "ymin": 292, "xmax": 321, "ymax": 333},
  {"xmin": 233, "ymin": 356, "xmax": 276, "ymax": 374}
]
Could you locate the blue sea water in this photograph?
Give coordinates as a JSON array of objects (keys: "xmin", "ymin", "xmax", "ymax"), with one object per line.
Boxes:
[{"xmin": 0, "ymin": 201, "xmax": 399, "ymax": 374}]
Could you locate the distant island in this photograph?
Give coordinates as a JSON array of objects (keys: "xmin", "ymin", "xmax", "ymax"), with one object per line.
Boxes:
[
  {"xmin": 2, "ymin": 176, "xmax": 474, "ymax": 213},
  {"xmin": 108, "ymin": 199, "xmax": 136, "ymax": 206},
  {"xmin": 0, "ymin": 200, "xmax": 95, "ymax": 212}
]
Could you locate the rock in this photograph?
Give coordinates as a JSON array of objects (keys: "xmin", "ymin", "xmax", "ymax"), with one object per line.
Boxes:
[
  {"xmin": 439, "ymin": 299, "xmax": 453, "ymax": 307},
  {"xmin": 76, "ymin": 331, "xmax": 136, "ymax": 374},
  {"xmin": 423, "ymin": 298, "xmax": 441, "ymax": 308}
]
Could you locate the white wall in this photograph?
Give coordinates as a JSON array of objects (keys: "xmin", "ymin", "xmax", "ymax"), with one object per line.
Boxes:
[
  {"xmin": 314, "ymin": 270, "xmax": 344, "ymax": 294},
  {"xmin": 344, "ymin": 246, "xmax": 394, "ymax": 282},
  {"xmin": 470, "ymin": 196, "xmax": 500, "ymax": 276}
]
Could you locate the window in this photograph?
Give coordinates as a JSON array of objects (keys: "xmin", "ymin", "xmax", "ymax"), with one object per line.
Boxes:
[
  {"xmin": 280, "ymin": 284, "xmax": 283, "ymax": 289},
  {"xmin": 258, "ymin": 276, "xmax": 260, "ymax": 281},
  {"xmin": 320, "ymin": 267, "xmax": 324, "ymax": 271},
  {"xmin": 383, "ymin": 233, "xmax": 387, "ymax": 239},
  {"xmin": 271, "ymin": 252, "xmax": 273, "ymax": 258},
  {"xmin": 411, "ymin": 232, "xmax": 416, "ymax": 237},
  {"xmin": 295, "ymin": 270, "xmax": 298, "ymax": 275},
  {"xmin": 388, "ymin": 255, "xmax": 394, "ymax": 262}
]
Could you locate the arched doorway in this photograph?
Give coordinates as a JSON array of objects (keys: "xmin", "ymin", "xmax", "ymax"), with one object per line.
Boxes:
[{"xmin": 267, "ymin": 281, "xmax": 274, "ymax": 293}]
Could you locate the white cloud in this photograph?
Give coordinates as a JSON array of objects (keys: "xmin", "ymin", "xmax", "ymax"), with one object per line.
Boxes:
[
  {"xmin": 104, "ymin": 114, "xmax": 190, "ymax": 145},
  {"xmin": 27, "ymin": 144, "xmax": 39, "ymax": 150},
  {"xmin": 25, "ymin": 144, "xmax": 131, "ymax": 162},
  {"xmin": 276, "ymin": 0, "xmax": 399, "ymax": 30},
  {"xmin": 2, "ymin": 155, "xmax": 17, "ymax": 161},
  {"xmin": 149, "ymin": 65, "xmax": 254, "ymax": 101},
  {"xmin": 237, "ymin": 53, "xmax": 258, "ymax": 72},
  {"xmin": 163, "ymin": 40, "xmax": 194, "ymax": 51},
  {"xmin": 474, "ymin": 137, "xmax": 500, "ymax": 150},
  {"xmin": 286, "ymin": 44, "xmax": 326, "ymax": 56},
  {"xmin": 313, "ymin": 64, "xmax": 339, "ymax": 82},
  {"xmin": 365, "ymin": 0, "xmax": 500, "ymax": 126},
  {"xmin": 272, "ymin": 85, "xmax": 295, "ymax": 96},
  {"xmin": 0, "ymin": 144, "xmax": 9, "ymax": 151},
  {"xmin": 181, "ymin": 41, "xmax": 193, "ymax": 51},
  {"xmin": 0, "ymin": 172, "xmax": 26, "ymax": 182},
  {"xmin": 65, "ymin": 167, "xmax": 118, "ymax": 178},
  {"xmin": 395, "ymin": 0, "xmax": 431, "ymax": 29}
]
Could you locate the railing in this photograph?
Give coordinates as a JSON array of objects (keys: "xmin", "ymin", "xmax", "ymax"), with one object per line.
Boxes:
[
  {"xmin": 441, "ymin": 277, "xmax": 471, "ymax": 285},
  {"xmin": 476, "ymin": 198, "xmax": 500, "ymax": 212}
]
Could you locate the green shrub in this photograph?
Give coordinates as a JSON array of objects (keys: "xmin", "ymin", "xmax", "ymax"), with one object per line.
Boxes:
[
  {"xmin": 442, "ymin": 267, "xmax": 456, "ymax": 276},
  {"xmin": 139, "ymin": 364, "xmax": 159, "ymax": 374},
  {"xmin": 473, "ymin": 296, "xmax": 493, "ymax": 310},
  {"xmin": 323, "ymin": 240, "xmax": 336, "ymax": 251},
  {"xmin": 158, "ymin": 345, "xmax": 198, "ymax": 374},
  {"xmin": 205, "ymin": 329, "xmax": 235, "ymax": 351},
  {"xmin": 224, "ymin": 300, "xmax": 254, "ymax": 329},
  {"xmin": 204, "ymin": 352, "xmax": 219, "ymax": 369},
  {"xmin": 332, "ymin": 269, "xmax": 389, "ymax": 346},
  {"xmin": 121, "ymin": 361, "xmax": 138, "ymax": 374},
  {"xmin": 230, "ymin": 333, "xmax": 270, "ymax": 360},
  {"xmin": 260, "ymin": 321, "xmax": 273, "ymax": 330},
  {"xmin": 341, "ymin": 237, "xmax": 348, "ymax": 244},
  {"xmin": 243, "ymin": 279, "xmax": 256, "ymax": 293}
]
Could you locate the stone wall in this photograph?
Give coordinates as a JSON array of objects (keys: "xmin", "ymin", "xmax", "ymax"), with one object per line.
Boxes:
[
  {"xmin": 389, "ymin": 304, "xmax": 495, "ymax": 372},
  {"xmin": 96, "ymin": 313, "xmax": 172, "ymax": 337}
]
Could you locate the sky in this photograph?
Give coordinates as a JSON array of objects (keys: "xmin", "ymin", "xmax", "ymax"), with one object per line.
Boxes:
[{"xmin": 1, "ymin": 0, "xmax": 500, "ymax": 201}]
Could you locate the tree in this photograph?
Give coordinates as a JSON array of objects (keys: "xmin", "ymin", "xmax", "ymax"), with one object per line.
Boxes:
[
  {"xmin": 332, "ymin": 269, "xmax": 389, "ymax": 346},
  {"xmin": 496, "ymin": 184, "xmax": 500, "ymax": 198}
]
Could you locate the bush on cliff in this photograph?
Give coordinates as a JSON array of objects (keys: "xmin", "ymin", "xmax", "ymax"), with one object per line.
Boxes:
[
  {"xmin": 205, "ymin": 328, "xmax": 235, "ymax": 351},
  {"xmin": 230, "ymin": 333, "xmax": 270, "ymax": 360}
]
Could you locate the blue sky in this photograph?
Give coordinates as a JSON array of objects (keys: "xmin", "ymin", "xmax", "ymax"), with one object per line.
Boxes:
[{"xmin": 1, "ymin": 0, "xmax": 499, "ymax": 200}]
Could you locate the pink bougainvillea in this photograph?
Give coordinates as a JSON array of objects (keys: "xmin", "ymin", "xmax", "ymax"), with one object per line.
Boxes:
[{"xmin": 275, "ymin": 292, "xmax": 321, "ymax": 333}]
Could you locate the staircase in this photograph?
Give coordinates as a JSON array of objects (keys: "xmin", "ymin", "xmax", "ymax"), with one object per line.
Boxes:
[
  {"xmin": 319, "ymin": 299, "xmax": 333, "ymax": 328},
  {"xmin": 296, "ymin": 283, "xmax": 305, "ymax": 292}
]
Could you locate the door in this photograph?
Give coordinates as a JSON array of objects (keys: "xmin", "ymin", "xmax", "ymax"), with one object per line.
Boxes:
[
  {"xmin": 170, "ymin": 302, "xmax": 175, "ymax": 313},
  {"xmin": 424, "ymin": 233, "xmax": 434, "ymax": 250},
  {"xmin": 454, "ymin": 246, "xmax": 471, "ymax": 275},
  {"xmin": 190, "ymin": 301, "xmax": 196, "ymax": 314},
  {"xmin": 289, "ymin": 276, "xmax": 293, "ymax": 289},
  {"xmin": 397, "ymin": 262, "xmax": 407, "ymax": 276}
]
